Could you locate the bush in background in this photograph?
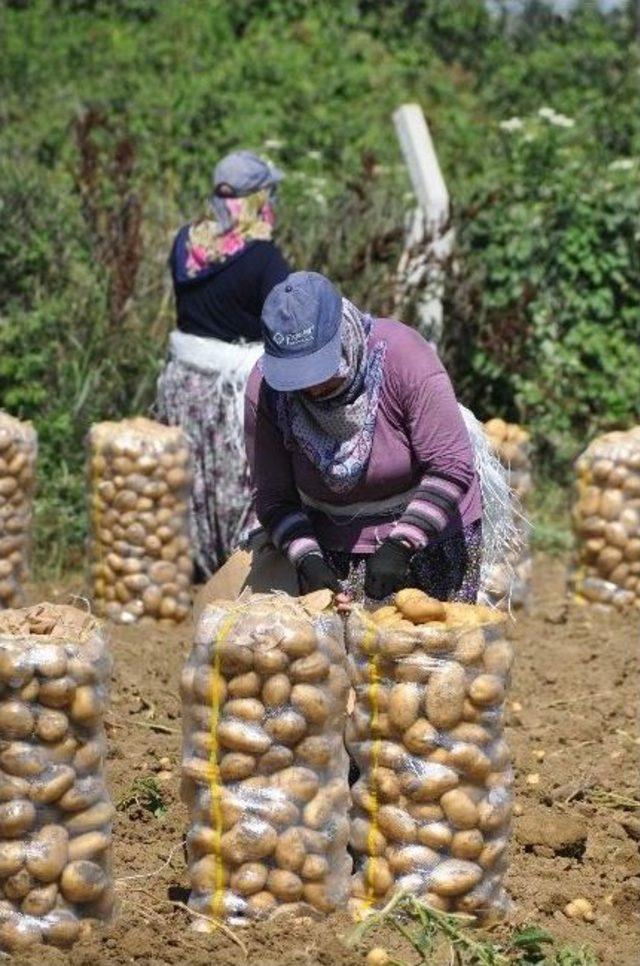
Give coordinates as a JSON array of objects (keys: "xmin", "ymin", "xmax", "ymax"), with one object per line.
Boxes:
[{"xmin": 0, "ymin": 0, "xmax": 639, "ymax": 568}]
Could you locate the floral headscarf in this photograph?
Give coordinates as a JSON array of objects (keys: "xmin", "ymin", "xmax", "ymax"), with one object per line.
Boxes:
[{"xmin": 176, "ymin": 189, "xmax": 276, "ymax": 281}]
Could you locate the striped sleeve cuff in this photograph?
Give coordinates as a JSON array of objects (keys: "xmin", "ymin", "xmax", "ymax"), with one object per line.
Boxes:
[
  {"xmin": 390, "ymin": 473, "xmax": 468, "ymax": 550},
  {"xmin": 265, "ymin": 509, "xmax": 320, "ymax": 565}
]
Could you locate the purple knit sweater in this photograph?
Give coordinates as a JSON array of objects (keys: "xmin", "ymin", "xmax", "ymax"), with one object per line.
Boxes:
[{"xmin": 244, "ymin": 319, "xmax": 482, "ymax": 560}]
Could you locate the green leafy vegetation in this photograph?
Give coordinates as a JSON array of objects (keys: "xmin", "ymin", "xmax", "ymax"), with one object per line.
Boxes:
[
  {"xmin": 117, "ymin": 776, "xmax": 168, "ymax": 818},
  {"xmin": 1, "ymin": 0, "xmax": 639, "ymax": 569},
  {"xmin": 351, "ymin": 892, "xmax": 599, "ymax": 964}
]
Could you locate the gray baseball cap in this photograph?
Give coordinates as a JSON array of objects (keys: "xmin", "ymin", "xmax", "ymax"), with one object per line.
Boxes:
[
  {"xmin": 213, "ymin": 150, "xmax": 284, "ymax": 197},
  {"xmin": 261, "ymin": 272, "xmax": 343, "ymax": 392}
]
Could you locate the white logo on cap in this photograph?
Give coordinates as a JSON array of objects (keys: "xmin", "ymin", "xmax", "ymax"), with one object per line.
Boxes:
[{"xmin": 274, "ymin": 325, "xmax": 314, "ymax": 348}]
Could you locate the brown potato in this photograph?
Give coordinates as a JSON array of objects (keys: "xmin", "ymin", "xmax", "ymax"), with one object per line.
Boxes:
[
  {"xmin": 35, "ymin": 708, "xmax": 69, "ymax": 743},
  {"xmin": 219, "ymin": 752, "xmax": 256, "ymax": 782},
  {"xmin": 0, "ymin": 840, "xmax": 25, "ymax": 877},
  {"xmin": 217, "ymin": 720, "xmax": 270, "ymax": 756},
  {"xmin": 290, "ymin": 684, "xmax": 329, "ymax": 726},
  {"xmin": 41, "ymin": 911, "xmax": 81, "ymax": 948},
  {"xmin": 29, "ymin": 764, "xmax": 76, "ymax": 805},
  {"xmin": 220, "ymin": 819, "xmax": 277, "ymax": 864},
  {"xmin": 60, "ymin": 860, "xmax": 108, "ymax": 903},
  {"xmin": 295, "ymin": 735, "xmax": 332, "ymax": 768},
  {"xmin": 64, "ymin": 802, "xmax": 115, "ymax": 835},
  {"xmin": 26, "ymin": 825, "xmax": 69, "ymax": 882},
  {"xmin": 265, "ymin": 709, "xmax": 307, "ymax": 746},
  {"xmin": 68, "ymin": 831, "xmax": 111, "ymax": 862},
  {"xmin": 0, "ymin": 916, "xmax": 42, "ymax": 951},
  {"xmin": 267, "ymin": 868, "xmax": 304, "ymax": 902},
  {"xmin": 388, "ymin": 683, "xmax": 421, "ymax": 732},
  {"xmin": 274, "ymin": 827, "xmax": 306, "ymax": 873},
  {"xmin": 290, "ymin": 652, "xmax": 330, "ymax": 683},
  {"xmin": 21, "ymin": 882, "xmax": 58, "ymax": 917},
  {"xmin": 0, "ymin": 799, "xmax": 36, "ymax": 838},
  {"xmin": 395, "ymin": 589, "xmax": 446, "ymax": 623},
  {"xmin": 0, "ymin": 699, "xmax": 34, "ymax": 739},
  {"xmin": 230, "ymin": 862, "xmax": 268, "ymax": 896},
  {"xmin": 428, "ymin": 859, "xmax": 483, "ymax": 897},
  {"xmin": 377, "ymin": 806, "xmax": 417, "ymax": 843},
  {"xmin": 228, "ymin": 672, "xmax": 261, "ymax": 699},
  {"xmin": 272, "ymin": 767, "xmax": 319, "ymax": 804},
  {"xmin": 362, "ymin": 856, "xmax": 393, "ymax": 895},
  {"xmin": 417, "ymin": 821, "xmax": 452, "ymax": 850},
  {"xmin": 468, "ymin": 674, "xmax": 505, "ymax": 707},
  {"xmin": 425, "ymin": 664, "xmax": 466, "ymax": 729}
]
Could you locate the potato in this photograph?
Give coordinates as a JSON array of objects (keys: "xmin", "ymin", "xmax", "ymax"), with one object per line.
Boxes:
[
  {"xmin": 395, "ymin": 589, "xmax": 446, "ymax": 624},
  {"xmin": 0, "ymin": 916, "xmax": 42, "ymax": 952},
  {"xmin": 41, "ymin": 911, "xmax": 81, "ymax": 948},
  {"xmin": 29, "ymin": 764, "xmax": 76, "ymax": 804},
  {"xmin": 268, "ymin": 868, "xmax": 304, "ymax": 902},
  {"xmin": 417, "ymin": 821, "xmax": 452, "ymax": 850},
  {"xmin": 4, "ymin": 867, "xmax": 34, "ymax": 900},
  {"xmin": 0, "ymin": 699, "xmax": 34, "ymax": 739},
  {"xmin": 295, "ymin": 735, "xmax": 332, "ymax": 768},
  {"xmin": 0, "ymin": 742, "xmax": 46, "ymax": 778},
  {"xmin": 468, "ymin": 674, "xmax": 504, "ymax": 707},
  {"xmin": 0, "ymin": 799, "xmax": 36, "ymax": 838},
  {"xmin": 27, "ymin": 825, "xmax": 69, "ymax": 882},
  {"xmin": 73, "ymin": 739, "xmax": 104, "ymax": 776},
  {"xmin": 0, "ymin": 772, "xmax": 29, "ymax": 802},
  {"xmin": 0, "ymin": 840, "xmax": 25, "ymax": 877},
  {"xmin": 350, "ymin": 818, "xmax": 387, "ymax": 857},
  {"xmin": 247, "ymin": 890, "xmax": 277, "ymax": 917},
  {"xmin": 425, "ymin": 664, "xmax": 466, "ymax": 729},
  {"xmin": 388, "ymin": 683, "xmax": 421, "ymax": 732},
  {"xmin": 451, "ymin": 829, "xmax": 484, "ymax": 860},
  {"xmin": 60, "ymin": 860, "xmax": 108, "ymax": 903},
  {"xmin": 273, "ymin": 767, "xmax": 319, "ymax": 804},
  {"xmin": 304, "ymin": 789, "xmax": 337, "ymax": 830},
  {"xmin": 228, "ymin": 672, "xmax": 261, "ymax": 699},
  {"xmin": 68, "ymin": 832, "xmax": 111, "ymax": 862},
  {"xmin": 387, "ymin": 844, "xmax": 438, "ymax": 875},
  {"xmin": 482, "ymin": 640, "xmax": 514, "ymax": 677},
  {"xmin": 35, "ymin": 708, "xmax": 69, "ymax": 743},
  {"xmin": 64, "ymin": 802, "xmax": 115, "ymax": 834},
  {"xmin": 403, "ymin": 719, "xmax": 439, "ymax": 756},
  {"xmin": 230, "ymin": 862, "xmax": 268, "ymax": 896},
  {"xmin": 428, "ymin": 859, "xmax": 483, "ymax": 897},
  {"xmin": 291, "ymin": 684, "xmax": 329, "ymax": 726},
  {"xmin": 362, "ymin": 856, "xmax": 393, "ymax": 895},
  {"xmin": 190, "ymin": 855, "xmax": 227, "ymax": 893},
  {"xmin": 447, "ymin": 743, "xmax": 491, "ymax": 782},
  {"xmin": 265, "ymin": 709, "xmax": 307, "ymax": 746},
  {"xmin": 224, "ymin": 698, "xmax": 265, "ymax": 723},
  {"xmin": 477, "ymin": 792, "xmax": 512, "ymax": 833},
  {"xmin": 377, "ymin": 806, "xmax": 417, "ymax": 843},
  {"xmin": 219, "ymin": 752, "xmax": 256, "ymax": 782},
  {"xmin": 290, "ymin": 652, "xmax": 330, "ymax": 683},
  {"xmin": 220, "ymin": 819, "xmax": 278, "ymax": 864},
  {"xmin": 21, "ymin": 882, "xmax": 58, "ymax": 917},
  {"xmin": 257, "ymin": 745, "xmax": 294, "ymax": 775},
  {"xmin": 400, "ymin": 762, "xmax": 459, "ymax": 803},
  {"xmin": 274, "ymin": 827, "xmax": 306, "ymax": 872},
  {"xmin": 69, "ymin": 686, "xmax": 103, "ymax": 726},
  {"xmin": 217, "ymin": 720, "xmax": 270, "ymax": 756},
  {"xmin": 58, "ymin": 777, "xmax": 104, "ymax": 813}
]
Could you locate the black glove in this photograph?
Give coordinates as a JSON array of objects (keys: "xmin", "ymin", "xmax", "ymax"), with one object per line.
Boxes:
[
  {"xmin": 297, "ymin": 553, "xmax": 341, "ymax": 595},
  {"xmin": 364, "ymin": 538, "xmax": 414, "ymax": 600}
]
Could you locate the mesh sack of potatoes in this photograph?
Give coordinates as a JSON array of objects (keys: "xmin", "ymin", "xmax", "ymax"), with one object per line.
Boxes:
[
  {"xmin": 481, "ymin": 418, "xmax": 532, "ymax": 610},
  {"xmin": 345, "ymin": 589, "xmax": 512, "ymax": 922},
  {"xmin": 0, "ymin": 603, "xmax": 114, "ymax": 953},
  {"xmin": 181, "ymin": 590, "xmax": 351, "ymax": 925},
  {"xmin": 569, "ymin": 426, "xmax": 640, "ymax": 611},
  {"xmin": 0, "ymin": 413, "xmax": 37, "ymax": 611},
  {"xmin": 88, "ymin": 417, "xmax": 193, "ymax": 624}
]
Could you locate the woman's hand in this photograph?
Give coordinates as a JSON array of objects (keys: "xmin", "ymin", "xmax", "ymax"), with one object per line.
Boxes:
[
  {"xmin": 364, "ymin": 539, "xmax": 414, "ymax": 600},
  {"xmin": 333, "ymin": 591, "xmax": 353, "ymax": 614},
  {"xmin": 297, "ymin": 553, "xmax": 341, "ymax": 595}
]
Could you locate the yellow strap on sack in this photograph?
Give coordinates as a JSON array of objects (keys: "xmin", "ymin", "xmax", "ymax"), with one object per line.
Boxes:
[
  {"xmin": 208, "ymin": 608, "xmax": 242, "ymax": 923},
  {"xmin": 362, "ymin": 619, "xmax": 381, "ymax": 908}
]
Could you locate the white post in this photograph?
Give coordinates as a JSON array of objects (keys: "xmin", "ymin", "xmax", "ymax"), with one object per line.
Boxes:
[{"xmin": 392, "ymin": 103, "xmax": 454, "ymax": 345}]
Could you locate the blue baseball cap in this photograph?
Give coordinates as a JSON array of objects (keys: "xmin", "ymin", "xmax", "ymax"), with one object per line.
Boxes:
[
  {"xmin": 213, "ymin": 150, "xmax": 283, "ymax": 197},
  {"xmin": 261, "ymin": 272, "xmax": 343, "ymax": 392}
]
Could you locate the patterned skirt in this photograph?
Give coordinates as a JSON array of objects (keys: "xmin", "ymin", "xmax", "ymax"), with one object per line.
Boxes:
[
  {"xmin": 326, "ymin": 519, "xmax": 483, "ymax": 604},
  {"xmin": 156, "ymin": 342, "xmax": 258, "ymax": 579}
]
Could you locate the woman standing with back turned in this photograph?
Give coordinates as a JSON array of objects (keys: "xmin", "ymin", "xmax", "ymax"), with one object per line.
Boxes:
[
  {"xmin": 244, "ymin": 271, "xmax": 482, "ymax": 602},
  {"xmin": 157, "ymin": 150, "xmax": 291, "ymax": 579}
]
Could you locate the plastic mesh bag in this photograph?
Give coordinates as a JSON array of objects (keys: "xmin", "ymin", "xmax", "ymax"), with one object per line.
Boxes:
[
  {"xmin": 569, "ymin": 426, "xmax": 640, "ymax": 611},
  {"xmin": 0, "ymin": 603, "xmax": 114, "ymax": 952},
  {"xmin": 181, "ymin": 591, "xmax": 351, "ymax": 925},
  {"xmin": 0, "ymin": 413, "xmax": 37, "ymax": 611},
  {"xmin": 345, "ymin": 590, "xmax": 512, "ymax": 922},
  {"xmin": 480, "ymin": 419, "xmax": 532, "ymax": 611},
  {"xmin": 88, "ymin": 417, "xmax": 193, "ymax": 624}
]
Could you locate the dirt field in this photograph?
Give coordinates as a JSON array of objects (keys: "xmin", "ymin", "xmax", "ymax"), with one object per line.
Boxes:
[{"xmin": 14, "ymin": 554, "xmax": 640, "ymax": 965}]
